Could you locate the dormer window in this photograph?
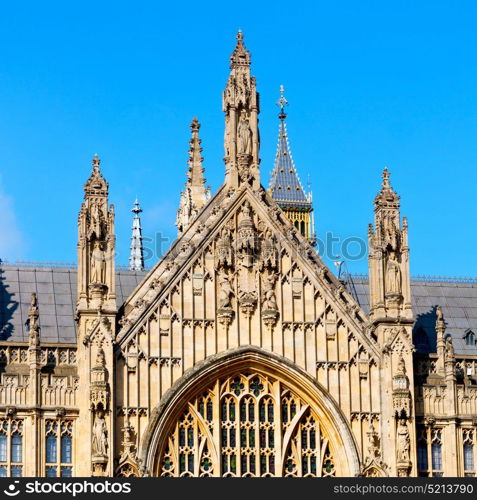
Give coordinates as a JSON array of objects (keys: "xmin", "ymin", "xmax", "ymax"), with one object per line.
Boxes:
[{"xmin": 464, "ymin": 329, "xmax": 475, "ymax": 346}]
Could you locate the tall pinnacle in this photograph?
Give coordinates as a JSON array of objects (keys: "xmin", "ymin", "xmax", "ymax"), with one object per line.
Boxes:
[
  {"xmin": 129, "ymin": 199, "xmax": 145, "ymax": 271},
  {"xmin": 374, "ymin": 167, "xmax": 400, "ymax": 211},
  {"xmin": 223, "ymin": 31, "xmax": 260, "ymax": 189},
  {"xmin": 269, "ymin": 86, "xmax": 315, "ymax": 242},
  {"xmin": 176, "ymin": 118, "xmax": 210, "ymax": 235}
]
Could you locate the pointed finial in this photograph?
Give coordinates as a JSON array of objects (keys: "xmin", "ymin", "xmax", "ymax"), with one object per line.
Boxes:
[
  {"xmin": 190, "ymin": 116, "xmax": 200, "ymax": 133},
  {"xmin": 382, "ymin": 167, "xmax": 390, "ymax": 188},
  {"xmin": 92, "ymin": 153, "xmax": 100, "ymax": 170},
  {"xmin": 230, "ymin": 30, "xmax": 251, "ymax": 68},
  {"xmin": 276, "ymin": 85, "xmax": 288, "ymax": 120},
  {"xmin": 132, "ymin": 198, "xmax": 142, "ymax": 215}
]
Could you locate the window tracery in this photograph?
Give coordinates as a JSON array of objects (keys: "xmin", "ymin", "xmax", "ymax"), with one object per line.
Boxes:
[{"xmin": 157, "ymin": 372, "xmax": 336, "ymax": 477}]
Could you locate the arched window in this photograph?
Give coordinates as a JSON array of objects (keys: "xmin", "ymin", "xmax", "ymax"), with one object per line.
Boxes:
[
  {"xmin": 156, "ymin": 372, "xmax": 337, "ymax": 477},
  {"xmin": 45, "ymin": 420, "xmax": 73, "ymax": 477},
  {"xmin": 463, "ymin": 429, "xmax": 475, "ymax": 476},
  {"xmin": 431, "ymin": 430, "xmax": 443, "ymax": 476}
]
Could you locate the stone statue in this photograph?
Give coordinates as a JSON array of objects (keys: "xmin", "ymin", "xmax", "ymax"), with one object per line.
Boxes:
[
  {"xmin": 90, "ymin": 202, "xmax": 103, "ymax": 240},
  {"xmin": 262, "ymin": 273, "xmax": 278, "ymax": 311},
  {"xmin": 92, "ymin": 410, "xmax": 108, "ymax": 457},
  {"xmin": 396, "ymin": 419, "xmax": 410, "ymax": 463},
  {"xmin": 96, "ymin": 347, "xmax": 106, "ymax": 367},
  {"xmin": 385, "ymin": 251, "xmax": 401, "ymax": 295},
  {"xmin": 397, "ymin": 355, "xmax": 406, "ymax": 375},
  {"xmin": 218, "ymin": 273, "xmax": 234, "ymax": 309},
  {"xmin": 436, "ymin": 305, "xmax": 443, "ymax": 322},
  {"xmin": 91, "ymin": 240, "xmax": 106, "ymax": 284},
  {"xmin": 237, "ymin": 112, "xmax": 252, "ymax": 155}
]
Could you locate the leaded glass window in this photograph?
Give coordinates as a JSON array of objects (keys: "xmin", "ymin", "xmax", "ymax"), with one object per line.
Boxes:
[
  {"xmin": 157, "ymin": 372, "xmax": 337, "ymax": 477},
  {"xmin": 463, "ymin": 429, "xmax": 475, "ymax": 477},
  {"xmin": 44, "ymin": 419, "xmax": 73, "ymax": 477},
  {"xmin": 0, "ymin": 419, "xmax": 23, "ymax": 477}
]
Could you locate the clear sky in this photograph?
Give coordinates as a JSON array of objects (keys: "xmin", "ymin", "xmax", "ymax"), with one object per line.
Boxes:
[{"xmin": 0, "ymin": 1, "xmax": 476, "ymax": 277}]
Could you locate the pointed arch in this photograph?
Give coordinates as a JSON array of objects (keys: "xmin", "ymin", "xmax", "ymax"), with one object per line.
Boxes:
[{"xmin": 139, "ymin": 346, "xmax": 360, "ymax": 477}]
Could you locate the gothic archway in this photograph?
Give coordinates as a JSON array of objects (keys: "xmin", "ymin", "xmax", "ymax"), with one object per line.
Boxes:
[{"xmin": 139, "ymin": 347, "xmax": 360, "ymax": 477}]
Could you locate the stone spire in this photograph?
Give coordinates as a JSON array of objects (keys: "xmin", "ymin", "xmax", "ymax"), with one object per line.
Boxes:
[
  {"xmin": 223, "ymin": 31, "xmax": 260, "ymax": 189},
  {"xmin": 368, "ymin": 167, "xmax": 412, "ymax": 321},
  {"xmin": 176, "ymin": 118, "xmax": 210, "ymax": 235},
  {"xmin": 269, "ymin": 85, "xmax": 315, "ymax": 243},
  {"xmin": 129, "ymin": 199, "xmax": 145, "ymax": 271}
]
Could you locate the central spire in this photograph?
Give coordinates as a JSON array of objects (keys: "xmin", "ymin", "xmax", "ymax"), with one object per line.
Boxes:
[
  {"xmin": 223, "ymin": 31, "xmax": 260, "ymax": 190},
  {"xmin": 269, "ymin": 86, "xmax": 315, "ymax": 243}
]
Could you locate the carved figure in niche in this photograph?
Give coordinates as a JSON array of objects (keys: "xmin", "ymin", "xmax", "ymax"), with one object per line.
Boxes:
[
  {"xmin": 96, "ymin": 347, "xmax": 106, "ymax": 367},
  {"xmin": 216, "ymin": 228, "xmax": 234, "ymax": 269},
  {"xmin": 262, "ymin": 273, "xmax": 278, "ymax": 311},
  {"xmin": 260, "ymin": 229, "xmax": 278, "ymax": 270},
  {"xmin": 91, "ymin": 240, "xmax": 106, "ymax": 284},
  {"xmin": 396, "ymin": 355, "xmax": 406, "ymax": 375},
  {"xmin": 237, "ymin": 111, "xmax": 252, "ymax": 155},
  {"xmin": 396, "ymin": 419, "xmax": 410, "ymax": 463},
  {"xmin": 92, "ymin": 409, "xmax": 108, "ymax": 457},
  {"xmin": 385, "ymin": 250, "xmax": 401, "ymax": 295},
  {"xmin": 383, "ymin": 216, "xmax": 398, "ymax": 251},
  {"xmin": 90, "ymin": 202, "xmax": 103, "ymax": 240},
  {"xmin": 218, "ymin": 272, "xmax": 234, "ymax": 309}
]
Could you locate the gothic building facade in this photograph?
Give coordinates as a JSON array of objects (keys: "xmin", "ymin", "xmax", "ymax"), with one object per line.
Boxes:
[{"xmin": 0, "ymin": 32, "xmax": 476, "ymax": 478}]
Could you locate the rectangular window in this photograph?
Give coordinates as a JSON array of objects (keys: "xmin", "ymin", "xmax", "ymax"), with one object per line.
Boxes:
[
  {"xmin": 464, "ymin": 443, "xmax": 474, "ymax": 471},
  {"xmin": 0, "ymin": 465, "xmax": 7, "ymax": 477},
  {"xmin": 431, "ymin": 442, "xmax": 442, "ymax": 471},
  {"xmin": 46, "ymin": 466, "xmax": 57, "ymax": 478},
  {"xmin": 61, "ymin": 435, "xmax": 72, "ymax": 464},
  {"xmin": 10, "ymin": 466, "xmax": 22, "ymax": 477},
  {"xmin": 0, "ymin": 434, "xmax": 7, "ymax": 462},
  {"xmin": 46, "ymin": 435, "xmax": 57, "ymax": 463},
  {"xmin": 417, "ymin": 441, "xmax": 428, "ymax": 471},
  {"xmin": 61, "ymin": 466, "xmax": 72, "ymax": 477},
  {"xmin": 11, "ymin": 434, "xmax": 22, "ymax": 463}
]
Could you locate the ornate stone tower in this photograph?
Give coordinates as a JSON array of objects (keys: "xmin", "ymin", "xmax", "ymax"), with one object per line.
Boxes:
[
  {"xmin": 223, "ymin": 30, "xmax": 260, "ymax": 190},
  {"xmin": 269, "ymin": 85, "xmax": 315, "ymax": 244},
  {"xmin": 76, "ymin": 154, "xmax": 116, "ymax": 476},
  {"xmin": 368, "ymin": 167, "xmax": 412, "ymax": 322},
  {"xmin": 176, "ymin": 118, "xmax": 210, "ymax": 235},
  {"xmin": 368, "ymin": 168, "xmax": 416, "ymax": 476},
  {"xmin": 129, "ymin": 199, "xmax": 145, "ymax": 271}
]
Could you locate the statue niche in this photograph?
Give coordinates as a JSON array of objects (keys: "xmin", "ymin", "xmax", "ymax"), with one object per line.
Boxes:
[
  {"xmin": 237, "ymin": 111, "xmax": 252, "ymax": 156},
  {"xmin": 90, "ymin": 240, "xmax": 106, "ymax": 285},
  {"xmin": 92, "ymin": 409, "xmax": 108, "ymax": 458}
]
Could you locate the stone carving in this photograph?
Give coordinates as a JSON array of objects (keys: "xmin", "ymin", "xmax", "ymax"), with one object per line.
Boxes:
[
  {"xmin": 92, "ymin": 409, "xmax": 108, "ymax": 457},
  {"xmin": 28, "ymin": 292, "xmax": 40, "ymax": 346},
  {"xmin": 396, "ymin": 418, "xmax": 410, "ymax": 464},
  {"xmin": 260, "ymin": 273, "xmax": 276, "ymax": 311},
  {"xmin": 262, "ymin": 272, "xmax": 279, "ymax": 329},
  {"xmin": 218, "ymin": 272, "xmax": 234, "ymax": 309},
  {"xmin": 90, "ymin": 240, "xmax": 106, "ymax": 284},
  {"xmin": 237, "ymin": 111, "xmax": 252, "ymax": 155},
  {"xmin": 215, "ymin": 228, "xmax": 234, "ymax": 270},
  {"xmin": 385, "ymin": 251, "xmax": 401, "ymax": 295}
]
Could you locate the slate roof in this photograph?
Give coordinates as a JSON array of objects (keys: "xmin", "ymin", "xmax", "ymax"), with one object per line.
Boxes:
[
  {"xmin": 350, "ymin": 277, "xmax": 477, "ymax": 357},
  {"xmin": 0, "ymin": 265, "xmax": 147, "ymax": 344},
  {"xmin": 1, "ymin": 265, "xmax": 476, "ymax": 357}
]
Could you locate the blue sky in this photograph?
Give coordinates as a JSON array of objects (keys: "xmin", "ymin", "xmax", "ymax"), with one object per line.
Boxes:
[{"xmin": 0, "ymin": 1, "xmax": 476, "ymax": 277}]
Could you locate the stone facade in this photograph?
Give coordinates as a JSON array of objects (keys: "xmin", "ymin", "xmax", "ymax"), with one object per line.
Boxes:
[{"xmin": 0, "ymin": 32, "xmax": 475, "ymax": 478}]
